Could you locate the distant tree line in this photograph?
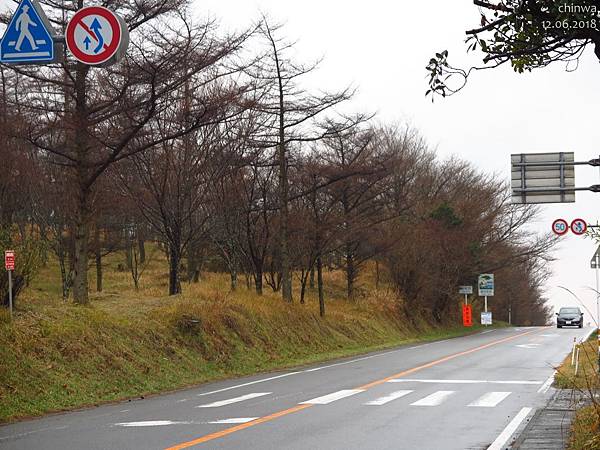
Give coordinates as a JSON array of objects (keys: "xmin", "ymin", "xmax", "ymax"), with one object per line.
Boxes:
[{"xmin": 0, "ymin": 1, "xmax": 555, "ymax": 325}]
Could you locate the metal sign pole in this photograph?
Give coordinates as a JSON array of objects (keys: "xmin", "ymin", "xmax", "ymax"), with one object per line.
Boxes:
[
  {"xmin": 464, "ymin": 294, "xmax": 468, "ymax": 306},
  {"xmin": 484, "ymin": 296, "xmax": 488, "ymax": 327},
  {"xmin": 8, "ymin": 269, "xmax": 12, "ymax": 319}
]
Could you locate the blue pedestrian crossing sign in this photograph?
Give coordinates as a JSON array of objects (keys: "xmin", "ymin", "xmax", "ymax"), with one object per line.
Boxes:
[{"xmin": 0, "ymin": 0, "xmax": 56, "ymax": 64}]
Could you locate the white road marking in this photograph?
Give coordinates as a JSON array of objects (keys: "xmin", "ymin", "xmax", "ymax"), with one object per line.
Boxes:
[
  {"xmin": 197, "ymin": 392, "xmax": 271, "ymax": 408},
  {"xmin": 176, "ymin": 399, "xmax": 189, "ymax": 403},
  {"xmin": 300, "ymin": 389, "xmax": 365, "ymax": 405},
  {"xmin": 480, "ymin": 330, "xmax": 494, "ymax": 335},
  {"xmin": 388, "ymin": 379, "xmax": 543, "ymax": 385},
  {"xmin": 540, "ymin": 334, "xmax": 560, "ymax": 338},
  {"xmin": 468, "ymin": 392, "xmax": 511, "ymax": 408},
  {"xmin": 488, "ymin": 407, "xmax": 533, "ymax": 450},
  {"xmin": 206, "ymin": 418, "xmax": 258, "ymax": 424},
  {"xmin": 410, "ymin": 391, "xmax": 455, "ymax": 406},
  {"xmin": 303, "ymin": 353, "xmax": 390, "ymax": 372},
  {"xmin": 516, "ymin": 344, "xmax": 542, "ymax": 349},
  {"xmin": 537, "ymin": 372, "xmax": 556, "ymax": 394},
  {"xmin": 119, "ymin": 409, "xmax": 130, "ymax": 413},
  {"xmin": 115, "ymin": 421, "xmax": 190, "ymax": 427},
  {"xmin": 302, "ymin": 344, "xmax": 435, "ymax": 372},
  {"xmin": 198, "ymin": 374, "xmax": 299, "ymax": 396},
  {"xmin": 0, "ymin": 426, "xmax": 69, "ymax": 441},
  {"xmin": 195, "ymin": 331, "xmax": 509, "ymax": 395},
  {"xmin": 364, "ymin": 390, "xmax": 414, "ymax": 406}
]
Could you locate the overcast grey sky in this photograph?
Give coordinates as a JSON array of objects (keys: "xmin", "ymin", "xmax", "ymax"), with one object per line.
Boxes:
[
  {"xmin": 197, "ymin": 0, "xmax": 600, "ymax": 323},
  {"xmin": 1, "ymin": 0, "xmax": 598, "ymax": 323}
]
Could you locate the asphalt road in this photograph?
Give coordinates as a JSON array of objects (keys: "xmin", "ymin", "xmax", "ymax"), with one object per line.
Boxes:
[{"xmin": 0, "ymin": 326, "xmax": 594, "ymax": 450}]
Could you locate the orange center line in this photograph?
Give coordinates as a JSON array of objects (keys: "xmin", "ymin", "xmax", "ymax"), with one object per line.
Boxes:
[
  {"xmin": 164, "ymin": 404, "xmax": 313, "ymax": 450},
  {"xmin": 164, "ymin": 328, "xmax": 542, "ymax": 449}
]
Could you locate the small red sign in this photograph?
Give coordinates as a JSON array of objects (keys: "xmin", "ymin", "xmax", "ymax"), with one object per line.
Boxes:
[
  {"xmin": 571, "ymin": 218, "xmax": 588, "ymax": 236},
  {"xmin": 552, "ymin": 219, "xmax": 569, "ymax": 236},
  {"xmin": 4, "ymin": 250, "xmax": 15, "ymax": 271},
  {"xmin": 462, "ymin": 305, "xmax": 473, "ymax": 327}
]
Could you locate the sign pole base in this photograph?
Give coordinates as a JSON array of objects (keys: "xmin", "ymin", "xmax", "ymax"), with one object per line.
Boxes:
[{"xmin": 8, "ymin": 269, "xmax": 13, "ymax": 320}]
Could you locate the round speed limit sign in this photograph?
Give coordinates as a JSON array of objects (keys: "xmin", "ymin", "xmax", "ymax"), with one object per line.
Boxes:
[{"xmin": 552, "ymin": 219, "xmax": 569, "ymax": 236}]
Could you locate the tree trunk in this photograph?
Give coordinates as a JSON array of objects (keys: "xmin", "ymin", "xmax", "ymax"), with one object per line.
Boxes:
[
  {"xmin": 58, "ymin": 241, "xmax": 70, "ymax": 301},
  {"xmin": 274, "ymin": 40, "xmax": 292, "ymax": 303},
  {"xmin": 125, "ymin": 229, "xmax": 133, "ymax": 270},
  {"xmin": 94, "ymin": 226, "xmax": 102, "ymax": 292},
  {"xmin": 317, "ymin": 254, "xmax": 325, "ymax": 317},
  {"xmin": 137, "ymin": 226, "xmax": 146, "ymax": 264},
  {"xmin": 72, "ymin": 61, "xmax": 90, "ymax": 305},
  {"xmin": 254, "ymin": 269, "xmax": 263, "ymax": 295},
  {"xmin": 230, "ymin": 267, "xmax": 238, "ymax": 291},
  {"xmin": 309, "ymin": 266, "xmax": 315, "ymax": 289},
  {"xmin": 168, "ymin": 245, "xmax": 182, "ymax": 295},
  {"xmin": 300, "ymin": 270, "xmax": 308, "ymax": 305},
  {"xmin": 72, "ymin": 192, "xmax": 90, "ymax": 304},
  {"xmin": 346, "ymin": 243, "xmax": 355, "ymax": 300}
]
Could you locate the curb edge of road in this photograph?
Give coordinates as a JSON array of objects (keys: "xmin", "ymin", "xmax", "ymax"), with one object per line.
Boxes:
[
  {"xmin": 510, "ymin": 328, "xmax": 596, "ymax": 450},
  {"xmin": 509, "ymin": 407, "xmax": 541, "ymax": 449}
]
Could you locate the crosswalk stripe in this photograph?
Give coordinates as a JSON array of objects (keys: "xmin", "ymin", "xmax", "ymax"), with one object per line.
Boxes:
[
  {"xmin": 206, "ymin": 418, "xmax": 258, "ymax": 424},
  {"xmin": 410, "ymin": 390, "xmax": 455, "ymax": 406},
  {"xmin": 468, "ymin": 392, "xmax": 511, "ymax": 407},
  {"xmin": 300, "ymin": 389, "xmax": 364, "ymax": 405},
  {"xmin": 364, "ymin": 390, "xmax": 413, "ymax": 406},
  {"xmin": 197, "ymin": 392, "xmax": 271, "ymax": 408}
]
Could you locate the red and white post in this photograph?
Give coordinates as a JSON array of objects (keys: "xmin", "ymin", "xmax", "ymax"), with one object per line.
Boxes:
[{"xmin": 4, "ymin": 250, "xmax": 15, "ymax": 319}]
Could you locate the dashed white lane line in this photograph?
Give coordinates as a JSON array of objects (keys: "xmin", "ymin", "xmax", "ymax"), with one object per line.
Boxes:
[
  {"xmin": 300, "ymin": 389, "xmax": 365, "ymax": 405},
  {"xmin": 364, "ymin": 390, "xmax": 414, "ymax": 406},
  {"xmin": 388, "ymin": 379, "xmax": 543, "ymax": 385},
  {"xmin": 537, "ymin": 372, "xmax": 556, "ymax": 394},
  {"xmin": 468, "ymin": 392, "xmax": 511, "ymax": 408},
  {"xmin": 198, "ymin": 374, "xmax": 299, "ymax": 396},
  {"xmin": 410, "ymin": 390, "xmax": 455, "ymax": 406},
  {"xmin": 0, "ymin": 426, "xmax": 69, "ymax": 441},
  {"xmin": 197, "ymin": 392, "xmax": 271, "ymax": 408},
  {"xmin": 206, "ymin": 418, "xmax": 258, "ymax": 424},
  {"xmin": 115, "ymin": 421, "xmax": 190, "ymax": 427},
  {"xmin": 488, "ymin": 407, "xmax": 533, "ymax": 450}
]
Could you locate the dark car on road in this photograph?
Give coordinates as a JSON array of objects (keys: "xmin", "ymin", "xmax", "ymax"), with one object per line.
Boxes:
[{"xmin": 556, "ymin": 307, "xmax": 583, "ymax": 328}]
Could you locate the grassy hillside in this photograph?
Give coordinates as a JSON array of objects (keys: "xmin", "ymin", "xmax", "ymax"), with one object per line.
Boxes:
[{"xmin": 0, "ymin": 251, "xmax": 497, "ymax": 423}]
